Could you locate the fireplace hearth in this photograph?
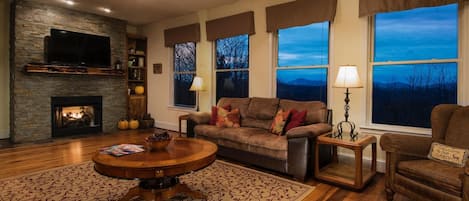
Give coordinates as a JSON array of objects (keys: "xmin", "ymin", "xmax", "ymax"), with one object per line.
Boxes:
[{"xmin": 51, "ymin": 96, "xmax": 103, "ymax": 137}]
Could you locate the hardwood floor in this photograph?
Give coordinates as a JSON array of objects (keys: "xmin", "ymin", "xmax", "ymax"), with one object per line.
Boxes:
[{"xmin": 0, "ymin": 129, "xmax": 411, "ymax": 201}]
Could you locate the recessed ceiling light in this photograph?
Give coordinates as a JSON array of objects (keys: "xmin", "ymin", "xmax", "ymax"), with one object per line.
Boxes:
[
  {"xmin": 63, "ymin": 0, "xmax": 75, "ymax": 6},
  {"xmin": 100, "ymin": 7, "xmax": 112, "ymax": 13}
]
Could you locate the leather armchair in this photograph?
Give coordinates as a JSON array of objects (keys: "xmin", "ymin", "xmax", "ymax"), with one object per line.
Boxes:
[{"xmin": 380, "ymin": 104, "xmax": 469, "ymax": 201}]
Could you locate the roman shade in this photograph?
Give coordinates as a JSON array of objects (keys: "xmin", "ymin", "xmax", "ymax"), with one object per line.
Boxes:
[
  {"xmin": 266, "ymin": 0, "xmax": 337, "ymax": 32},
  {"xmin": 206, "ymin": 11, "xmax": 255, "ymax": 41},
  {"xmin": 359, "ymin": 0, "xmax": 466, "ymax": 17},
  {"xmin": 164, "ymin": 23, "xmax": 200, "ymax": 47}
]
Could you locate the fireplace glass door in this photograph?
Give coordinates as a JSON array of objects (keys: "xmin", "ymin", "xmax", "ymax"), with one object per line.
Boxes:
[{"xmin": 51, "ymin": 96, "xmax": 102, "ymax": 137}]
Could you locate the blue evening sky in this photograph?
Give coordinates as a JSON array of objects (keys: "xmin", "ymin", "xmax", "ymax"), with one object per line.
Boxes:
[
  {"xmin": 276, "ymin": 4, "xmax": 458, "ymax": 86},
  {"xmin": 278, "ymin": 22, "xmax": 329, "ymax": 67}
]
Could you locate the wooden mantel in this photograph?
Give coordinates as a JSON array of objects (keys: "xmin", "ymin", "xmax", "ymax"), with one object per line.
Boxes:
[{"xmin": 24, "ymin": 63, "xmax": 125, "ymax": 76}]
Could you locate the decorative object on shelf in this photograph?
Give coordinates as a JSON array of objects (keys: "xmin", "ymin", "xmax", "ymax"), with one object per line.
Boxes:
[
  {"xmin": 139, "ymin": 113, "xmax": 155, "ymax": 129},
  {"xmin": 138, "ymin": 57, "xmax": 144, "ymax": 67},
  {"xmin": 114, "ymin": 60, "xmax": 122, "ymax": 70},
  {"xmin": 189, "ymin": 76, "xmax": 204, "ymax": 111},
  {"xmin": 134, "ymin": 86, "xmax": 144, "ymax": 95},
  {"xmin": 129, "ymin": 119, "xmax": 139, "ymax": 129},
  {"xmin": 333, "ymin": 65, "xmax": 363, "ymax": 139},
  {"xmin": 145, "ymin": 130, "xmax": 171, "ymax": 151},
  {"xmin": 117, "ymin": 119, "xmax": 129, "ymax": 130}
]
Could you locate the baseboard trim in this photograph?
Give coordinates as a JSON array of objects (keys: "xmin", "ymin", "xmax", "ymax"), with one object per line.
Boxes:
[
  {"xmin": 154, "ymin": 121, "xmax": 184, "ymax": 133},
  {"xmin": 338, "ymin": 153, "xmax": 386, "ymax": 173},
  {"xmin": 0, "ymin": 128, "xmax": 9, "ymax": 139}
]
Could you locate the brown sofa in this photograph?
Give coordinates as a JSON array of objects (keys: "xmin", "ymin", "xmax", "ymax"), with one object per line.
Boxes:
[
  {"xmin": 380, "ymin": 104, "xmax": 469, "ymax": 201},
  {"xmin": 187, "ymin": 97, "xmax": 333, "ymax": 181}
]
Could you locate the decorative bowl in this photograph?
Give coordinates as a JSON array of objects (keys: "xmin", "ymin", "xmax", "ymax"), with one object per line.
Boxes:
[{"xmin": 145, "ymin": 137, "xmax": 171, "ymax": 151}]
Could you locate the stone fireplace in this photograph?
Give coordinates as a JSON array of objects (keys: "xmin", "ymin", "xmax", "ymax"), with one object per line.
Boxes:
[
  {"xmin": 10, "ymin": 0, "xmax": 128, "ymax": 143},
  {"xmin": 51, "ymin": 96, "xmax": 103, "ymax": 137}
]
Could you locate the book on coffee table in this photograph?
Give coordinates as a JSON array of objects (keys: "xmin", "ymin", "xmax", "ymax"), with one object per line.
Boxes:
[{"xmin": 100, "ymin": 144, "xmax": 145, "ymax": 156}]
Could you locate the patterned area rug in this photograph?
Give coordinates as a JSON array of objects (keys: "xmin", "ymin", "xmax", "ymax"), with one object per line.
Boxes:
[{"xmin": 0, "ymin": 160, "xmax": 314, "ymax": 201}]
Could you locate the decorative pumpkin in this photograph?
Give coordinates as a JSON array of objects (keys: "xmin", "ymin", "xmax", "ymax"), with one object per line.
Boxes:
[
  {"xmin": 129, "ymin": 119, "xmax": 139, "ymax": 129},
  {"xmin": 117, "ymin": 119, "xmax": 129, "ymax": 130},
  {"xmin": 135, "ymin": 86, "xmax": 144, "ymax": 95}
]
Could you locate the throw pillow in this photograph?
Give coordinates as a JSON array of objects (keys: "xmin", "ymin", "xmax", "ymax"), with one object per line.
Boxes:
[
  {"xmin": 284, "ymin": 109, "xmax": 307, "ymax": 132},
  {"xmin": 428, "ymin": 142, "xmax": 469, "ymax": 167},
  {"xmin": 216, "ymin": 107, "xmax": 240, "ymax": 128},
  {"xmin": 270, "ymin": 109, "xmax": 291, "ymax": 135},
  {"xmin": 210, "ymin": 104, "xmax": 231, "ymax": 125}
]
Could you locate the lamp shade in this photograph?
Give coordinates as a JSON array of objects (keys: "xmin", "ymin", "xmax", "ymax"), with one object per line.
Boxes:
[
  {"xmin": 333, "ymin": 65, "xmax": 363, "ymax": 88},
  {"xmin": 189, "ymin": 76, "xmax": 204, "ymax": 91}
]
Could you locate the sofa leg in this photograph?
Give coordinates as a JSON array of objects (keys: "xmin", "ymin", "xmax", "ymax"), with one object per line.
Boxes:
[{"xmin": 385, "ymin": 188, "xmax": 395, "ymax": 201}]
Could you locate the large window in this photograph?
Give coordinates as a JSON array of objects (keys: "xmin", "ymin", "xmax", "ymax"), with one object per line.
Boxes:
[
  {"xmin": 215, "ymin": 34, "xmax": 249, "ymax": 102},
  {"xmin": 276, "ymin": 22, "xmax": 329, "ymax": 102},
  {"xmin": 173, "ymin": 42, "xmax": 196, "ymax": 107},
  {"xmin": 371, "ymin": 4, "xmax": 458, "ymax": 128}
]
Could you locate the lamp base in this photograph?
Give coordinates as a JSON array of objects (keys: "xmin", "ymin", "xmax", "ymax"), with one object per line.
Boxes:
[{"xmin": 335, "ymin": 120, "xmax": 358, "ymax": 140}]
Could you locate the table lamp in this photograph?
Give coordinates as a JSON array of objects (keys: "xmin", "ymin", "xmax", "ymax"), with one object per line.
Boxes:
[
  {"xmin": 189, "ymin": 76, "xmax": 204, "ymax": 111},
  {"xmin": 333, "ymin": 65, "xmax": 363, "ymax": 138}
]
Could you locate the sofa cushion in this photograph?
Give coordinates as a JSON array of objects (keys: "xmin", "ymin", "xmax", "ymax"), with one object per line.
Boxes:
[
  {"xmin": 246, "ymin": 97, "xmax": 279, "ymax": 120},
  {"xmin": 270, "ymin": 109, "xmax": 291, "ymax": 135},
  {"xmin": 216, "ymin": 108, "xmax": 240, "ymax": 128},
  {"xmin": 285, "ymin": 109, "xmax": 307, "ymax": 132},
  {"xmin": 210, "ymin": 104, "xmax": 231, "ymax": 125},
  {"xmin": 279, "ymin": 100, "xmax": 327, "ymax": 124},
  {"xmin": 428, "ymin": 142, "xmax": 469, "ymax": 167},
  {"xmin": 220, "ymin": 127, "xmax": 266, "ymax": 143},
  {"xmin": 216, "ymin": 128, "xmax": 288, "ymax": 160},
  {"xmin": 397, "ymin": 160, "xmax": 464, "ymax": 196},
  {"xmin": 445, "ymin": 106, "xmax": 469, "ymax": 149},
  {"xmin": 217, "ymin": 98, "xmax": 250, "ymax": 120},
  {"xmin": 242, "ymin": 118, "xmax": 273, "ymax": 130},
  {"xmin": 194, "ymin": 124, "xmax": 226, "ymax": 139}
]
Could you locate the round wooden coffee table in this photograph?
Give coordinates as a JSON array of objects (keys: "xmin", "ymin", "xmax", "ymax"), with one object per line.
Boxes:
[{"xmin": 92, "ymin": 137, "xmax": 217, "ymax": 201}]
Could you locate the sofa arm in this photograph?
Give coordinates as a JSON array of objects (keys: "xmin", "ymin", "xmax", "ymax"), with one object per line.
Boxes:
[
  {"xmin": 188, "ymin": 112, "xmax": 211, "ymax": 125},
  {"xmin": 286, "ymin": 123, "xmax": 332, "ymax": 139},
  {"xmin": 380, "ymin": 133, "xmax": 432, "ymax": 158}
]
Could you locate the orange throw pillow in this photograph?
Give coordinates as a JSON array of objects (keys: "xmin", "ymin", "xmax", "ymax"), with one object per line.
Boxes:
[
  {"xmin": 270, "ymin": 109, "xmax": 291, "ymax": 135},
  {"xmin": 216, "ymin": 107, "xmax": 240, "ymax": 128}
]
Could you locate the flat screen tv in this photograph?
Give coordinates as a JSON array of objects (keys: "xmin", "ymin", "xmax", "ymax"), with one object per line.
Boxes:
[{"xmin": 47, "ymin": 29, "xmax": 111, "ymax": 67}]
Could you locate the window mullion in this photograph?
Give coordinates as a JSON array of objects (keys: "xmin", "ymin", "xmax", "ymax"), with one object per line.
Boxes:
[{"xmin": 372, "ymin": 59, "xmax": 459, "ymax": 66}]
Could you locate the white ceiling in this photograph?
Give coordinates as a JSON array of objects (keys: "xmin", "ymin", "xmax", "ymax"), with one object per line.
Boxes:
[{"xmin": 30, "ymin": 0, "xmax": 238, "ymax": 25}]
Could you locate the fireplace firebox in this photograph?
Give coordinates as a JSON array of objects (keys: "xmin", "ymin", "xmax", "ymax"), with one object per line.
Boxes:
[{"xmin": 51, "ymin": 96, "xmax": 102, "ymax": 137}]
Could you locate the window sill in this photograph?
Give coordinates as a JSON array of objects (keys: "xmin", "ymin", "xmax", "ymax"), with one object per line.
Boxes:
[
  {"xmin": 359, "ymin": 124, "xmax": 431, "ymax": 136},
  {"xmin": 167, "ymin": 105, "xmax": 196, "ymax": 112}
]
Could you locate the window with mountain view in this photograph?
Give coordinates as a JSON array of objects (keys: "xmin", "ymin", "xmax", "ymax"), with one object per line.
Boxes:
[
  {"xmin": 215, "ymin": 34, "xmax": 249, "ymax": 102},
  {"xmin": 173, "ymin": 42, "xmax": 196, "ymax": 107},
  {"xmin": 372, "ymin": 4, "xmax": 458, "ymax": 128},
  {"xmin": 276, "ymin": 22, "xmax": 329, "ymax": 103}
]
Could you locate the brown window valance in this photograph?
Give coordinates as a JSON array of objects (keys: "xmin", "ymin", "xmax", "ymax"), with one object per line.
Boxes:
[
  {"xmin": 359, "ymin": 0, "xmax": 465, "ymax": 17},
  {"xmin": 164, "ymin": 23, "xmax": 200, "ymax": 47},
  {"xmin": 205, "ymin": 11, "xmax": 255, "ymax": 41},
  {"xmin": 266, "ymin": 0, "xmax": 337, "ymax": 32}
]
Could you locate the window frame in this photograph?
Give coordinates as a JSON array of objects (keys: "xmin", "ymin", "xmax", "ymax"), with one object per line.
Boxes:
[
  {"xmin": 212, "ymin": 34, "xmax": 251, "ymax": 104},
  {"xmin": 170, "ymin": 42, "xmax": 197, "ymax": 110},
  {"xmin": 365, "ymin": 4, "xmax": 465, "ymax": 134},
  {"xmin": 273, "ymin": 22, "xmax": 331, "ymax": 103}
]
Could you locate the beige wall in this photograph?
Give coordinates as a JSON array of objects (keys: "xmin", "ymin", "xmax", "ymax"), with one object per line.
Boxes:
[
  {"xmin": 141, "ymin": 0, "xmax": 469, "ymax": 172},
  {"xmin": 141, "ymin": 0, "xmax": 380, "ymax": 164},
  {"xmin": 0, "ymin": 0, "xmax": 9, "ymax": 139}
]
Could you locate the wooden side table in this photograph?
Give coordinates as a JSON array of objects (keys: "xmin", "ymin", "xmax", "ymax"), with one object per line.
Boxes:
[
  {"xmin": 314, "ymin": 133, "xmax": 377, "ymax": 190},
  {"xmin": 178, "ymin": 114, "xmax": 190, "ymax": 137}
]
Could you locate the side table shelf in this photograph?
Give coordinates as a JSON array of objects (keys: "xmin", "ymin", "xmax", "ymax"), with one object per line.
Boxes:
[{"xmin": 314, "ymin": 133, "xmax": 377, "ymax": 190}]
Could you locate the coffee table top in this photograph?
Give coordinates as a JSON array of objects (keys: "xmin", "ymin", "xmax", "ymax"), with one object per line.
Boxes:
[{"xmin": 92, "ymin": 137, "xmax": 217, "ymax": 179}]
